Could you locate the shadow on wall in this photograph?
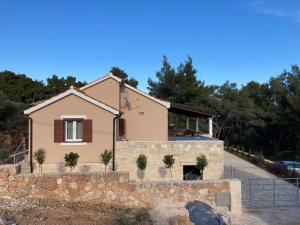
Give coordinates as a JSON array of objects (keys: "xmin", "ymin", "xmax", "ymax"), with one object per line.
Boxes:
[
  {"xmin": 186, "ymin": 201, "xmax": 226, "ymax": 225},
  {"xmin": 54, "ymin": 164, "xmax": 93, "ymax": 173},
  {"xmin": 158, "ymin": 166, "xmax": 167, "ymax": 178},
  {"xmin": 80, "ymin": 164, "xmax": 91, "ymax": 173},
  {"xmin": 136, "ymin": 169, "xmax": 145, "ymax": 181},
  {"xmin": 56, "ymin": 164, "xmax": 65, "ymax": 173}
]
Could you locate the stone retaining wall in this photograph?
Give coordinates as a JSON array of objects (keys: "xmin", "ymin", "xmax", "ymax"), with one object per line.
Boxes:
[
  {"xmin": 116, "ymin": 140, "xmax": 224, "ymax": 181},
  {"xmin": 0, "ymin": 164, "xmax": 241, "ymax": 214}
]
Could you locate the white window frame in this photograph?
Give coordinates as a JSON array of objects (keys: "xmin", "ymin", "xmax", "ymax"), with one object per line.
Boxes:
[{"xmin": 65, "ymin": 120, "xmax": 83, "ymax": 142}]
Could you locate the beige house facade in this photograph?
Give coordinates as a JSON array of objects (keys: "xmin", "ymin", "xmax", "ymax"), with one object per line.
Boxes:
[{"xmin": 24, "ymin": 73, "xmax": 222, "ymax": 180}]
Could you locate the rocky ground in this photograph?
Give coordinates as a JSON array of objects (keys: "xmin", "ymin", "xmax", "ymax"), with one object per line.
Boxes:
[{"xmin": 0, "ymin": 198, "xmax": 153, "ymax": 225}]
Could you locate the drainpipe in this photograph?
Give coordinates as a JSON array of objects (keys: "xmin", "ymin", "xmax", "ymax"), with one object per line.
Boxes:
[
  {"xmin": 28, "ymin": 117, "xmax": 33, "ymax": 173},
  {"xmin": 112, "ymin": 112, "xmax": 123, "ymax": 171}
]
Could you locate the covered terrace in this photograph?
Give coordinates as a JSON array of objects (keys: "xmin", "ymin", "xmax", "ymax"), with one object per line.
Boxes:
[{"xmin": 168, "ymin": 102, "xmax": 214, "ymax": 140}]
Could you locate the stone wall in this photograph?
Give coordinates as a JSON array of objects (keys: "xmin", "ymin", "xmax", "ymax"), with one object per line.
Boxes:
[
  {"xmin": 116, "ymin": 140, "xmax": 224, "ymax": 181},
  {"xmin": 32, "ymin": 162, "xmax": 106, "ymax": 173},
  {"xmin": 0, "ymin": 164, "xmax": 241, "ymax": 214}
]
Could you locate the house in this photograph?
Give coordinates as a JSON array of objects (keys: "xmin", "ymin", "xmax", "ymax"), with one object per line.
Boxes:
[{"xmin": 24, "ymin": 73, "xmax": 224, "ymax": 180}]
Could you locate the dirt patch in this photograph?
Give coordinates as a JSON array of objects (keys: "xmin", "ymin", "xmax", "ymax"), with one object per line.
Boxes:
[{"xmin": 0, "ymin": 198, "xmax": 153, "ymax": 225}]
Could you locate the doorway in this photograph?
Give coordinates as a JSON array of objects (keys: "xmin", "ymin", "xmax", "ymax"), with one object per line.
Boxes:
[{"xmin": 183, "ymin": 165, "xmax": 201, "ymax": 180}]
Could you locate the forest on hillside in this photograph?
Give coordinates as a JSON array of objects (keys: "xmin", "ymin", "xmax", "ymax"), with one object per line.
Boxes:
[{"xmin": 0, "ymin": 57, "xmax": 299, "ymax": 161}]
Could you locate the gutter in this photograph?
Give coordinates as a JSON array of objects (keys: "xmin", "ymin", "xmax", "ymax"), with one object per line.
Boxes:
[
  {"xmin": 112, "ymin": 113, "xmax": 123, "ymax": 171},
  {"xmin": 28, "ymin": 117, "xmax": 33, "ymax": 173}
]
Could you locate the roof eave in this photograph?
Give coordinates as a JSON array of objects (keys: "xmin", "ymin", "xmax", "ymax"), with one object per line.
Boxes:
[
  {"xmin": 80, "ymin": 73, "xmax": 122, "ymax": 91},
  {"xmin": 24, "ymin": 87, "xmax": 119, "ymax": 115}
]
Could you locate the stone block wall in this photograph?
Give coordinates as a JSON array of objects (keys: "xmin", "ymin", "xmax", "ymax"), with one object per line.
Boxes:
[
  {"xmin": 116, "ymin": 140, "xmax": 224, "ymax": 181},
  {"xmin": 0, "ymin": 164, "xmax": 241, "ymax": 214},
  {"xmin": 32, "ymin": 162, "xmax": 106, "ymax": 173}
]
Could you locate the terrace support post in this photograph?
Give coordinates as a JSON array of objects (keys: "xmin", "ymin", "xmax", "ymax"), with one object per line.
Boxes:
[
  {"xmin": 209, "ymin": 117, "xmax": 213, "ymax": 137},
  {"xmin": 196, "ymin": 117, "xmax": 199, "ymax": 132},
  {"xmin": 186, "ymin": 117, "xmax": 190, "ymax": 130}
]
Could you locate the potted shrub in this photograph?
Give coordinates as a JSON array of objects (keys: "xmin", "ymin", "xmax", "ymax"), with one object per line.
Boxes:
[
  {"xmin": 64, "ymin": 152, "xmax": 80, "ymax": 173},
  {"xmin": 196, "ymin": 154, "xmax": 208, "ymax": 180},
  {"xmin": 100, "ymin": 149, "xmax": 112, "ymax": 173},
  {"xmin": 33, "ymin": 148, "xmax": 46, "ymax": 173},
  {"xmin": 136, "ymin": 154, "xmax": 147, "ymax": 182},
  {"xmin": 163, "ymin": 154, "xmax": 175, "ymax": 180}
]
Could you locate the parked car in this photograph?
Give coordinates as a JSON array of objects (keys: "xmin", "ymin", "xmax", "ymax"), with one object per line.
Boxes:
[{"xmin": 280, "ymin": 161, "xmax": 300, "ymax": 173}]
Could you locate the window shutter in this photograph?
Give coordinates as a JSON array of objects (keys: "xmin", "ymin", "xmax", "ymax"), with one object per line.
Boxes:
[
  {"xmin": 119, "ymin": 118, "xmax": 125, "ymax": 136},
  {"xmin": 83, "ymin": 119, "xmax": 92, "ymax": 142},
  {"xmin": 54, "ymin": 120, "xmax": 64, "ymax": 142}
]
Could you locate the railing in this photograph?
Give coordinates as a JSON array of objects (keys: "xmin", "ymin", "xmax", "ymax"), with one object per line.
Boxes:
[
  {"xmin": 168, "ymin": 128, "xmax": 207, "ymax": 137},
  {"xmin": 8, "ymin": 138, "xmax": 28, "ymax": 164}
]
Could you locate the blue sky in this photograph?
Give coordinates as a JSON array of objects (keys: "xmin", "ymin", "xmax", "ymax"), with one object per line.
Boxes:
[{"xmin": 0, "ymin": 0, "xmax": 299, "ymax": 91}]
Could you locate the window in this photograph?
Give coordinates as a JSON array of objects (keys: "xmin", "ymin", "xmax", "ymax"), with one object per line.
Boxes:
[
  {"xmin": 295, "ymin": 163, "xmax": 300, "ymax": 169},
  {"xmin": 65, "ymin": 120, "xmax": 83, "ymax": 142}
]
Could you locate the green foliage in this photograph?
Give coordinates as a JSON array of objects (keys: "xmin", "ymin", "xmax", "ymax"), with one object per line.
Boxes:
[
  {"xmin": 163, "ymin": 154, "xmax": 175, "ymax": 169},
  {"xmin": 110, "ymin": 67, "xmax": 138, "ymax": 88},
  {"xmin": 0, "ymin": 148, "xmax": 9, "ymax": 162},
  {"xmin": 0, "ymin": 70, "xmax": 86, "ymax": 103},
  {"xmin": 149, "ymin": 57, "xmax": 300, "ymax": 161},
  {"xmin": 0, "ymin": 70, "xmax": 45, "ymax": 103},
  {"xmin": 64, "ymin": 152, "xmax": 80, "ymax": 172},
  {"xmin": 196, "ymin": 155, "xmax": 208, "ymax": 171},
  {"xmin": 33, "ymin": 148, "xmax": 46, "ymax": 172},
  {"xmin": 45, "ymin": 75, "xmax": 86, "ymax": 97},
  {"xmin": 117, "ymin": 208, "xmax": 153, "ymax": 225},
  {"xmin": 136, "ymin": 154, "xmax": 147, "ymax": 181},
  {"xmin": 163, "ymin": 154, "xmax": 175, "ymax": 179},
  {"xmin": 100, "ymin": 150, "xmax": 112, "ymax": 172},
  {"xmin": 34, "ymin": 148, "xmax": 46, "ymax": 165},
  {"xmin": 0, "ymin": 92, "xmax": 26, "ymax": 131},
  {"xmin": 136, "ymin": 154, "xmax": 147, "ymax": 171},
  {"xmin": 253, "ymin": 155, "xmax": 265, "ymax": 167},
  {"xmin": 0, "ymin": 70, "xmax": 86, "ymax": 132}
]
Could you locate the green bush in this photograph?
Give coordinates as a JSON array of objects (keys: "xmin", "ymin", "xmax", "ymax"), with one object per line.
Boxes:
[
  {"xmin": 117, "ymin": 208, "xmax": 153, "ymax": 225},
  {"xmin": 163, "ymin": 154, "xmax": 175, "ymax": 180},
  {"xmin": 286, "ymin": 169, "xmax": 300, "ymax": 178},
  {"xmin": 100, "ymin": 149, "xmax": 112, "ymax": 173},
  {"xmin": 33, "ymin": 148, "xmax": 46, "ymax": 172},
  {"xmin": 196, "ymin": 154, "xmax": 208, "ymax": 180},
  {"xmin": 136, "ymin": 154, "xmax": 147, "ymax": 181},
  {"xmin": 253, "ymin": 155, "xmax": 265, "ymax": 167},
  {"xmin": 64, "ymin": 152, "xmax": 80, "ymax": 173},
  {"xmin": 0, "ymin": 148, "xmax": 9, "ymax": 162}
]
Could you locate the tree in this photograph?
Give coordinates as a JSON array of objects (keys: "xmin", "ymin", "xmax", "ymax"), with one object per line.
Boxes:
[
  {"xmin": 136, "ymin": 154, "xmax": 147, "ymax": 181},
  {"xmin": 0, "ymin": 92, "xmax": 18, "ymax": 122},
  {"xmin": 0, "ymin": 148, "xmax": 9, "ymax": 164},
  {"xmin": 64, "ymin": 152, "xmax": 80, "ymax": 173},
  {"xmin": 33, "ymin": 148, "xmax": 46, "ymax": 173},
  {"xmin": 100, "ymin": 150, "xmax": 112, "ymax": 173},
  {"xmin": 148, "ymin": 56, "xmax": 177, "ymax": 101},
  {"xmin": 196, "ymin": 155, "xmax": 208, "ymax": 180},
  {"xmin": 46, "ymin": 75, "xmax": 86, "ymax": 97},
  {"xmin": 163, "ymin": 154, "xmax": 175, "ymax": 180},
  {"xmin": 0, "ymin": 94, "xmax": 26, "ymax": 131},
  {"xmin": 110, "ymin": 67, "xmax": 139, "ymax": 88},
  {"xmin": 0, "ymin": 70, "xmax": 46, "ymax": 103}
]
